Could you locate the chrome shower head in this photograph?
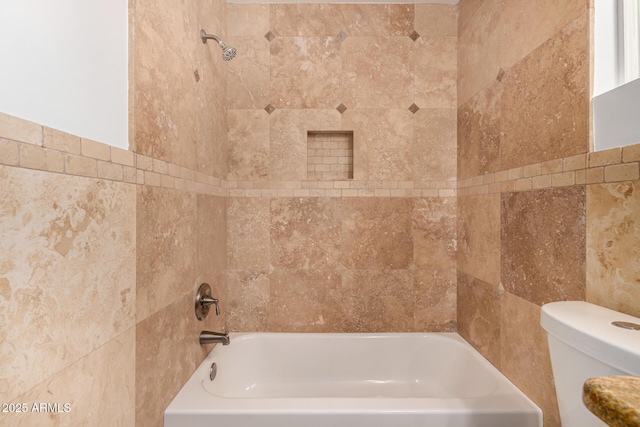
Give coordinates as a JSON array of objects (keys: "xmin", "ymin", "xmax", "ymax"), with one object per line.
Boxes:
[
  {"xmin": 200, "ymin": 30, "xmax": 237, "ymax": 61},
  {"xmin": 222, "ymin": 45, "xmax": 237, "ymax": 62}
]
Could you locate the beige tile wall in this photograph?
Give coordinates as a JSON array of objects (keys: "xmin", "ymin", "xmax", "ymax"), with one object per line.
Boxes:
[
  {"xmin": 226, "ymin": 196, "xmax": 456, "ymax": 332},
  {"xmin": 0, "ymin": 161, "xmax": 136, "ymax": 423},
  {"xmin": 133, "ymin": 0, "xmax": 229, "ymax": 425},
  {"xmin": 456, "ymin": 1, "xmax": 640, "ymax": 427},
  {"xmin": 0, "ymin": 117, "xmax": 140, "ymax": 426},
  {"xmin": 226, "ymin": 3, "xmax": 458, "ymax": 187},
  {"xmin": 5, "ymin": 2, "xmax": 639, "ymax": 427},
  {"xmin": 0, "ymin": 116, "xmax": 228, "ymax": 427},
  {"xmin": 225, "ymin": 3, "xmax": 459, "ymax": 333},
  {"xmin": 0, "ymin": 0, "xmax": 228, "ymax": 425}
]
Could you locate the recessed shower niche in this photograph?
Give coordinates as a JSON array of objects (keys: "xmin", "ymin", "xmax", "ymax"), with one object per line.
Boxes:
[{"xmin": 307, "ymin": 131, "xmax": 354, "ymax": 180}]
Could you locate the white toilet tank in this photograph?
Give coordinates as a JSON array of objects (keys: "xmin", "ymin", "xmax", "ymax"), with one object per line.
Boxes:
[{"xmin": 541, "ymin": 301, "xmax": 640, "ymax": 427}]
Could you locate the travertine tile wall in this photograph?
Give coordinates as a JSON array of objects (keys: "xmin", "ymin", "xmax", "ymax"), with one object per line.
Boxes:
[
  {"xmin": 0, "ymin": 114, "xmax": 228, "ymax": 427},
  {"xmin": 4, "ymin": 2, "xmax": 638, "ymax": 426},
  {"xmin": 0, "ymin": 0, "xmax": 228, "ymax": 426},
  {"xmin": 225, "ymin": 3, "xmax": 458, "ymax": 332},
  {"xmin": 133, "ymin": 0, "xmax": 229, "ymax": 425},
  {"xmin": 456, "ymin": 1, "xmax": 640, "ymax": 426}
]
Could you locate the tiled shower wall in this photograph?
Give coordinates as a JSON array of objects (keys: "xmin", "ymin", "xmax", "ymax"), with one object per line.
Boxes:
[
  {"xmin": 456, "ymin": 1, "xmax": 640, "ymax": 426},
  {"xmin": 0, "ymin": 1, "xmax": 228, "ymax": 426},
  {"xmin": 2, "ymin": 1, "xmax": 639, "ymax": 427},
  {"xmin": 133, "ymin": 0, "xmax": 229, "ymax": 425},
  {"xmin": 224, "ymin": 3, "xmax": 458, "ymax": 332}
]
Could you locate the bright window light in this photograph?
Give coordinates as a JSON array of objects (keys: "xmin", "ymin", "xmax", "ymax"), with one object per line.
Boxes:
[
  {"xmin": 619, "ymin": 0, "xmax": 640, "ymax": 84},
  {"xmin": 593, "ymin": 0, "xmax": 640, "ymax": 151}
]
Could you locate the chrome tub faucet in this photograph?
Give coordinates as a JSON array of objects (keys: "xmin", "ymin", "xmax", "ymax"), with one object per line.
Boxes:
[
  {"xmin": 200, "ymin": 330, "xmax": 230, "ymax": 346},
  {"xmin": 195, "ymin": 284, "xmax": 229, "ymax": 345}
]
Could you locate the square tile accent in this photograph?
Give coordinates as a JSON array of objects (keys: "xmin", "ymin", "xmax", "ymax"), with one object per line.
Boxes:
[
  {"xmin": 264, "ymin": 104, "xmax": 275, "ymax": 114},
  {"xmin": 336, "ymin": 31, "xmax": 348, "ymax": 42},
  {"xmin": 307, "ymin": 131, "xmax": 354, "ymax": 180},
  {"xmin": 496, "ymin": 68, "xmax": 506, "ymax": 82},
  {"xmin": 408, "ymin": 103, "xmax": 420, "ymax": 114},
  {"xmin": 409, "ymin": 31, "xmax": 420, "ymax": 41},
  {"xmin": 336, "ymin": 103, "xmax": 347, "ymax": 114},
  {"xmin": 265, "ymin": 31, "xmax": 276, "ymax": 42}
]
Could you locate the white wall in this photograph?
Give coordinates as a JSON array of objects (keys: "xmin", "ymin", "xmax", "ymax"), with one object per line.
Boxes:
[
  {"xmin": 0, "ymin": 0, "xmax": 128, "ymax": 148},
  {"xmin": 594, "ymin": 78, "xmax": 640, "ymax": 150},
  {"xmin": 594, "ymin": 0, "xmax": 619, "ymax": 97}
]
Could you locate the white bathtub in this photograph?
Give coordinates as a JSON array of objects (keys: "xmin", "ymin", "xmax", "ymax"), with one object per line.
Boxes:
[{"xmin": 165, "ymin": 332, "xmax": 542, "ymax": 427}]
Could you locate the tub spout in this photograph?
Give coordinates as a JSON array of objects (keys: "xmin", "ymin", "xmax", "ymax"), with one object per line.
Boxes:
[{"xmin": 200, "ymin": 331, "xmax": 230, "ymax": 346}]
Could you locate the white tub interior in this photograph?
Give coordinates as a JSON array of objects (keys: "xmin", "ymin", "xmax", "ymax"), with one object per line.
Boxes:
[
  {"xmin": 206, "ymin": 333, "xmax": 498, "ymax": 398},
  {"xmin": 165, "ymin": 332, "xmax": 542, "ymax": 427}
]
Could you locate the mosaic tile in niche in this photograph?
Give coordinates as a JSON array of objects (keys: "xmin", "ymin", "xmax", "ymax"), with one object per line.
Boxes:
[{"xmin": 307, "ymin": 131, "xmax": 353, "ymax": 181}]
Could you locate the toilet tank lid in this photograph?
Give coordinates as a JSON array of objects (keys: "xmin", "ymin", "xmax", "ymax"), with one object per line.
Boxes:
[{"xmin": 541, "ymin": 301, "xmax": 640, "ymax": 375}]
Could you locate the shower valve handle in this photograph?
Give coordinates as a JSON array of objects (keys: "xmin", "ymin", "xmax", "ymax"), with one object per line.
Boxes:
[
  {"xmin": 201, "ymin": 296, "xmax": 220, "ymax": 316},
  {"xmin": 194, "ymin": 283, "xmax": 221, "ymax": 320}
]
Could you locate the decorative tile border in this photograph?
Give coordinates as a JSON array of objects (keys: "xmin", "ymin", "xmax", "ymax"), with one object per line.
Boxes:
[
  {"xmin": 9, "ymin": 113, "xmax": 637, "ymax": 200},
  {"xmin": 226, "ymin": 179, "xmax": 457, "ymax": 198},
  {"xmin": 0, "ymin": 112, "xmax": 225, "ymax": 196},
  {"xmin": 457, "ymin": 146, "xmax": 640, "ymax": 196},
  {"xmin": 0, "ymin": 112, "xmax": 458, "ymax": 199}
]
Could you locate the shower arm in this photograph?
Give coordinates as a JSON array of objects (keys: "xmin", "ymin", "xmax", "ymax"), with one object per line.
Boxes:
[{"xmin": 200, "ymin": 30, "xmax": 224, "ymax": 47}]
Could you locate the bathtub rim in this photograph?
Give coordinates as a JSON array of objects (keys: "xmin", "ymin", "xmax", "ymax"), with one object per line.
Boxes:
[{"xmin": 166, "ymin": 332, "xmax": 542, "ymax": 418}]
